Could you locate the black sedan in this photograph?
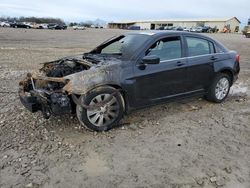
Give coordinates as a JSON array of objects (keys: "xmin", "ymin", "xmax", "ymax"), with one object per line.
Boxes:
[
  {"xmin": 47, "ymin": 23, "xmax": 67, "ymax": 30},
  {"xmin": 10, "ymin": 22, "xmax": 32, "ymax": 29},
  {"xmin": 19, "ymin": 31, "xmax": 240, "ymax": 131}
]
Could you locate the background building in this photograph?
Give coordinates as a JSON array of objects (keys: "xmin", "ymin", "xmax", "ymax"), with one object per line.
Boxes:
[{"xmin": 108, "ymin": 17, "xmax": 240, "ymax": 32}]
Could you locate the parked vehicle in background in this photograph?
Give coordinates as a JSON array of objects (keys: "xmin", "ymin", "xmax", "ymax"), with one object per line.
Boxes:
[
  {"xmin": 175, "ymin": 26, "xmax": 184, "ymax": 31},
  {"xmin": 48, "ymin": 23, "xmax": 67, "ymax": 30},
  {"xmin": 73, "ymin": 25, "xmax": 86, "ymax": 30},
  {"xmin": 209, "ymin": 26, "xmax": 218, "ymax": 33},
  {"xmin": 183, "ymin": 27, "xmax": 190, "ymax": 32},
  {"xmin": 0, "ymin": 21, "xmax": 10, "ymax": 27},
  {"xmin": 23, "ymin": 22, "xmax": 33, "ymax": 28},
  {"xmin": 242, "ymin": 18, "xmax": 250, "ymax": 38},
  {"xmin": 157, "ymin": 26, "xmax": 165, "ymax": 30},
  {"xmin": 32, "ymin": 23, "xmax": 41, "ymax": 29},
  {"xmin": 190, "ymin": 27, "xmax": 196, "ymax": 32},
  {"xmin": 127, "ymin": 26, "xmax": 140, "ymax": 30},
  {"xmin": 31, "ymin": 23, "xmax": 48, "ymax": 29},
  {"xmin": 39, "ymin": 24, "xmax": 48, "ymax": 29},
  {"xmin": 242, "ymin": 26, "xmax": 250, "ymax": 38},
  {"xmin": 190, "ymin": 26, "xmax": 203, "ymax": 33},
  {"xmin": 10, "ymin": 22, "xmax": 32, "ymax": 28},
  {"xmin": 164, "ymin": 26, "xmax": 174, "ymax": 30},
  {"xmin": 47, "ymin": 23, "xmax": 56, "ymax": 29},
  {"xmin": 166, "ymin": 26, "xmax": 217, "ymax": 33},
  {"xmin": 196, "ymin": 27, "xmax": 203, "ymax": 32},
  {"xmin": 19, "ymin": 31, "xmax": 240, "ymax": 131},
  {"xmin": 201, "ymin": 26, "xmax": 211, "ymax": 33},
  {"xmin": 94, "ymin": 26, "xmax": 104, "ymax": 29}
]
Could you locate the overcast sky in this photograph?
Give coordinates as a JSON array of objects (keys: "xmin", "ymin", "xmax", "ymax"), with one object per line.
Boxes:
[{"xmin": 0, "ymin": 0, "xmax": 249, "ymax": 24}]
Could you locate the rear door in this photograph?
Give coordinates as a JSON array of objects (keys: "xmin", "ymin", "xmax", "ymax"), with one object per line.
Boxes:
[{"xmin": 184, "ymin": 36, "xmax": 215, "ymax": 91}]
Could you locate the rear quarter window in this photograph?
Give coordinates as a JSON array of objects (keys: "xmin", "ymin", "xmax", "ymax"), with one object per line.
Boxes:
[{"xmin": 215, "ymin": 44, "xmax": 225, "ymax": 53}]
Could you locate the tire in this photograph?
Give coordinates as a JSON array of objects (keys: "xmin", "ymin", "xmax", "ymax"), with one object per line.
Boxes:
[
  {"xmin": 206, "ymin": 73, "xmax": 231, "ymax": 103},
  {"xmin": 76, "ymin": 86, "xmax": 125, "ymax": 131}
]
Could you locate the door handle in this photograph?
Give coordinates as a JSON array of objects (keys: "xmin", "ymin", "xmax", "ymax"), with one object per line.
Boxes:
[
  {"xmin": 210, "ymin": 56, "xmax": 218, "ymax": 61},
  {"xmin": 176, "ymin": 61, "xmax": 185, "ymax": 67}
]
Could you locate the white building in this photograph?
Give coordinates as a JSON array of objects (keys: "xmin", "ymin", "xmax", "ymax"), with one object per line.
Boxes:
[{"xmin": 108, "ymin": 17, "xmax": 241, "ymax": 32}]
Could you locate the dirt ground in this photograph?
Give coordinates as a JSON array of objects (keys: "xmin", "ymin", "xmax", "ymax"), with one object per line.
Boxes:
[{"xmin": 0, "ymin": 28, "xmax": 249, "ymax": 188}]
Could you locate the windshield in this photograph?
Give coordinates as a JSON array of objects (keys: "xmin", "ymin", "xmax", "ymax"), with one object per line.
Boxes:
[{"xmin": 90, "ymin": 34, "xmax": 150, "ymax": 59}]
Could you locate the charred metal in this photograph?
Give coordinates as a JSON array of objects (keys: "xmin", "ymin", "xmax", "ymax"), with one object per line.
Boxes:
[{"xmin": 19, "ymin": 55, "xmax": 121, "ymax": 119}]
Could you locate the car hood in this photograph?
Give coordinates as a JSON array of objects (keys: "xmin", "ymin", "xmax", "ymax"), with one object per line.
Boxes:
[
  {"xmin": 65, "ymin": 57, "xmax": 122, "ymax": 94},
  {"xmin": 36, "ymin": 54, "xmax": 123, "ymax": 95}
]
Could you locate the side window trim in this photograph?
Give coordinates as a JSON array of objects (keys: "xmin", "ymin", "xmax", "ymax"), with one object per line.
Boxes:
[{"xmin": 209, "ymin": 42, "xmax": 216, "ymax": 54}]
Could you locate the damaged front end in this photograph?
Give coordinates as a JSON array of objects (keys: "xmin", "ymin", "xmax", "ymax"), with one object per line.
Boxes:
[{"xmin": 19, "ymin": 57, "xmax": 92, "ymax": 119}]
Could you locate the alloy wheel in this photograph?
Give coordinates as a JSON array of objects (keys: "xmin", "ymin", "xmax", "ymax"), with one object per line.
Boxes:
[
  {"xmin": 86, "ymin": 94, "xmax": 119, "ymax": 127},
  {"xmin": 215, "ymin": 77, "xmax": 230, "ymax": 100}
]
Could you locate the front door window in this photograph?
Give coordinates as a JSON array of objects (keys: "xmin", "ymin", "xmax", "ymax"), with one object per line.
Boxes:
[{"xmin": 145, "ymin": 36, "xmax": 182, "ymax": 61}]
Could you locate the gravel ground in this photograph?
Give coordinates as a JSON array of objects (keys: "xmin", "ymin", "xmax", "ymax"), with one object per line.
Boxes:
[{"xmin": 0, "ymin": 28, "xmax": 249, "ymax": 188}]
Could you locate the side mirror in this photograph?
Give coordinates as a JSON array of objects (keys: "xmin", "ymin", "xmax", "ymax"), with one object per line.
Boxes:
[{"xmin": 142, "ymin": 55, "xmax": 160, "ymax": 65}]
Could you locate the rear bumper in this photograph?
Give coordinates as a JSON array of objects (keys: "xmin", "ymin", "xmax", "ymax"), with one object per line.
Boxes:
[
  {"xmin": 234, "ymin": 61, "xmax": 240, "ymax": 83},
  {"xmin": 233, "ymin": 73, "xmax": 239, "ymax": 83}
]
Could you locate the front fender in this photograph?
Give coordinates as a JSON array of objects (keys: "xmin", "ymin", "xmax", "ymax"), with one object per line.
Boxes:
[{"xmin": 63, "ymin": 65, "xmax": 122, "ymax": 95}]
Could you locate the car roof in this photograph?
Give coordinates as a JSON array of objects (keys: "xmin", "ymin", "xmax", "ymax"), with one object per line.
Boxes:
[
  {"xmin": 129, "ymin": 30, "xmax": 197, "ymax": 36},
  {"xmin": 127, "ymin": 30, "xmax": 215, "ymax": 42}
]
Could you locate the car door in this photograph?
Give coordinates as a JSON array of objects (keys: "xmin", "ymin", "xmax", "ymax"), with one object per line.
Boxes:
[
  {"xmin": 133, "ymin": 35, "xmax": 188, "ymax": 105},
  {"xmin": 184, "ymin": 36, "xmax": 215, "ymax": 91}
]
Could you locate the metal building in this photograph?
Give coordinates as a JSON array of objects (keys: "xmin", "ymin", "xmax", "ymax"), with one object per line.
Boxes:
[{"xmin": 108, "ymin": 17, "xmax": 241, "ymax": 32}]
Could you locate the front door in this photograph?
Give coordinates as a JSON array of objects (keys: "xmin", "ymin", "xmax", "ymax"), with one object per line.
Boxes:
[{"xmin": 133, "ymin": 36, "xmax": 188, "ymax": 106}]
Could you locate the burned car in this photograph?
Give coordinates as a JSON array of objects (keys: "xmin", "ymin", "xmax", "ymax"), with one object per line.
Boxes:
[{"xmin": 19, "ymin": 31, "xmax": 240, "ymax": 131}]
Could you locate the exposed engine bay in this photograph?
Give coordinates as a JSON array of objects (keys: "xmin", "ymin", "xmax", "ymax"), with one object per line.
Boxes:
[
  {"xmin": 37, "ymin": 57, "xmax": 92, "ymax": 90},
  {"xmin": 19, "ymin": 56, "xmax": 93, "ymax": 118},
  {"xmin": 42, "ymin": 58, "xmax": 92, "ymax": 77}
]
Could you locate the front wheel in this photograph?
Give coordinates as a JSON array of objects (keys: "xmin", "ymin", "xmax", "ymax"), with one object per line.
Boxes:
[
  {"xmin": 206, "ymin": 73, "xmax": 231, "ymax": 103},
  {"xmin": 76, "ymin": 86, "xmax": 125, "ymax": 131}
]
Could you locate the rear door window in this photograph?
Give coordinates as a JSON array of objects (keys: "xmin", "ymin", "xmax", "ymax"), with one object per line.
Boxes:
[{"xmin": 186, "ymin": 37, "xmax": 213, "ymax": 56}]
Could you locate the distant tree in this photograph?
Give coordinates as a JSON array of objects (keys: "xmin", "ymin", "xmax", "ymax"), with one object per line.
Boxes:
[
  {"xmin": 0, "ymin": 16, "xmax": 65, "ymax": 24},
  {"xmin": 0, "ymin": 16, "xmax": 106, "ymax": 27},
  {"xmin": 69, "ymin": 22, "xmax": 78, "ymax": 27},
  {"xmin": 79, "ymin": 22, "xmax": 91, "ymax": 27}
]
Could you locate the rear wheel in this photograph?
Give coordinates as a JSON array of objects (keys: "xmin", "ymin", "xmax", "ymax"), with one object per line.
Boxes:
[
  {"xmin": 206, "ymin": 73, "xmax": 231, "ymax": 103},
  {"xmin": 76, "ymin": 86, "xmax": 125, "ymax": 131}
]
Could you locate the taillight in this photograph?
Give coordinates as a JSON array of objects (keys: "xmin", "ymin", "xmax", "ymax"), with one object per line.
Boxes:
[{"xmin": 236, "ymin": 54, "xmax": 240, "ymax": 63}]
